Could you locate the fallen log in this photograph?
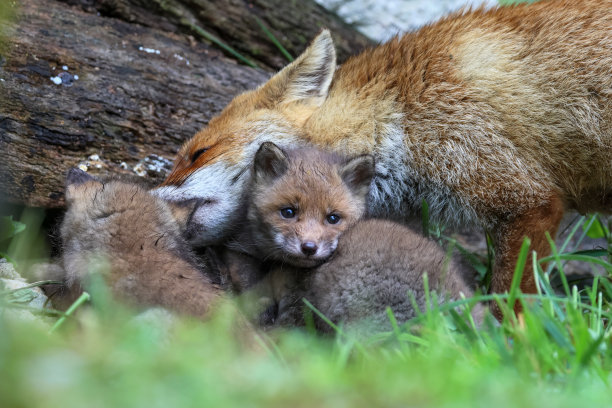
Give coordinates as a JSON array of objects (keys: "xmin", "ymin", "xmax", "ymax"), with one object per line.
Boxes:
[
  {"xmin": 0, "ymin": 0, "xmax": 372, "ymax": 208},
  {"xmin": 58, "ymin": 0, "xmax": 373, "ymax": 71}
]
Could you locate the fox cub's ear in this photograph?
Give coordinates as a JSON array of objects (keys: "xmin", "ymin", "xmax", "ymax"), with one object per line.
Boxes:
[
  {"xmin": 253, "ymin": 142, "xmax": 289, "ymax": 182},
  {"xmin": 261, "ymin": 29, "xmax": 336, "ymax": 108},
  {"xmin": 65, "ymin": 167, "xmax": 102, "ymax": 203},
  {"xmin": 340, "ymin": 155, "xmax": 375, "ymax": 198}
]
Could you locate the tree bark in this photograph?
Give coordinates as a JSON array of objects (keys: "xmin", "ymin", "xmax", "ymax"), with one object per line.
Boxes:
[
  {"xmin": 58, "ymin": 0, "xmax": 373, "ymax": 71},
  {"xmin": 0, "ymin": 0, "xmax": 372, "ymax": 209}
]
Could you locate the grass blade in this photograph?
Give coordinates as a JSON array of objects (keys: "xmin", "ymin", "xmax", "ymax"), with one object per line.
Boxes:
[
  {"xmin": 302, "ymin": 298, "xmax": 367, "ymax": 355},
  {"xmin": 507, "ymin": 237, "xmax": 531, "ymax": 314},
  {"xmin": 421, "ymin": 199, "xmax": 430, "ymax": 238},
  {"xmin": 180, "ymin": 18, "xmax": 258, "ymax": 68},
  {"xmin": 254, "ymin": 16, "xmax": 294, "ymax": 62},
  {"xmin": 48, "ymin": 292, "xmax": 91, "ymax": 334}
]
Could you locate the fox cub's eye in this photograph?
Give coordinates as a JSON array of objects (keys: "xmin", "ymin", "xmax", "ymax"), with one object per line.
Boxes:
[
  {"xmin": 326, "ymin": 214, "xmax": 341, "ymax": 224},
  {"xmin": 190, "ymin": 148, "xmax": 209, "ymax": 163},
  {"xmin": 280, "ymin": 207, "xmax": 296, "ymax": 219}
]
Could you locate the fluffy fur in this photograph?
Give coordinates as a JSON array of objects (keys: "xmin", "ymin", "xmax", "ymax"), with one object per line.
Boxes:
[
  {"xmin": 231, "ymin": 142, "xmax": 374, "ymax": 267},
  {"xmin": 157, "ymin": 1, "xmax": 612, "ymax": 314},
  {"xmin": 256, "ymin": 219, "xmax": 483, "ymax": 333},
  {"xmin": 48, "ymin": 169, "xmax": 222, "ymax": 317},
  {"xmin": 221, "ymin": 145, "xmax": 481, "ymax": 332}
]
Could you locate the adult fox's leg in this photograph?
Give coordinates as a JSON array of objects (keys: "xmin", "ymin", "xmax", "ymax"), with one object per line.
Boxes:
[{"xmin": 490, "ymin": 193, "xmax": 565, "ymax": 319}]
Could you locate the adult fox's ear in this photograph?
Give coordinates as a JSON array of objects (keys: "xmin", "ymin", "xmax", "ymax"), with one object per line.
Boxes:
[
  {"xmin": 253, "ymin": 142, "xmax": 289, "ymax": 183},
  {"xmin": 65, "ymin": 167, "xmax": 101, "ymax": 203},
  {"xmin": 340, "ymin": 154, "xmax": 375, "ymax": 199},
  {"xmin": 260, "ymin": 29, "xmax": 336, "ymax": 108}
]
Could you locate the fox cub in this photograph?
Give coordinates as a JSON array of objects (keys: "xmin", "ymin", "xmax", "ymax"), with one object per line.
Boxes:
[
  {"xmin": 262, "ymin": 219, "xmax": 483, "ymax": 333},
  {"xmin": 227, "ymin": 142, "xmax": 482, "ymax": 331},
  {"xmin": 228, "ymin": 141, "xmax": 374, "ymax": 268},
  {"xmin": 44, "ymin": 168, "xmax": 222, "ymax": 317}
]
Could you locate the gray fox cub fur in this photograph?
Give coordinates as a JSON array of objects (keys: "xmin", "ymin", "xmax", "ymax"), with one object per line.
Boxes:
[{"xmin": 258, "ymin": 219, "xmax": 483, "ymax": 333}]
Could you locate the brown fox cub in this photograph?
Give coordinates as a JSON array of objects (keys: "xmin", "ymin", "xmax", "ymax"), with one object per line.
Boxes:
[
  {"xmin": 224, "ymin": 142, "xmax": 482, "ymax": 331},
  {"xmin": 259, "ymin": 219, "xmax": 483, "ymax": 333},
  {"xmin": 44, "ymin": 168, "xmax": 222, "ymax": 317},
  {"xmin": 157, "ymin": 0, "xmax": 612, "ymax": 310},
  {"xmin": 229, "ymin": 141, "xmax": 374, "ymax": 268}
]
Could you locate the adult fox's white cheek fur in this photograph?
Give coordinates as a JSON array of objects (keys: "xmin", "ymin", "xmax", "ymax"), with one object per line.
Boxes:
[
  {"xmin": 154, "ymin": 161, "xmax": 247, "ymax": 245},
  {"xmin": 155, "ymin": 119, "xmax": 301, "ymax": 246}
]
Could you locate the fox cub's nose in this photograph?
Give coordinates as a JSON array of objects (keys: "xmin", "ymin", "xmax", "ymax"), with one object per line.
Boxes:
[{"xmin": 301, "ymin": 241, "xmax": 318, "ymax": 256}]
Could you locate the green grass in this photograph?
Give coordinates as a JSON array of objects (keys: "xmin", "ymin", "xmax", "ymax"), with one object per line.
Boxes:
[
  {"xmin": 0, "ymin": 0, "xmax": 16, "ymax": 54},
  {"xmin": 1, "ymin": 214, "xmax": 611, "ymax": 407},
  {"xmin": 0, "ymin": 288, "xmax": 610, "ymax": 407}
]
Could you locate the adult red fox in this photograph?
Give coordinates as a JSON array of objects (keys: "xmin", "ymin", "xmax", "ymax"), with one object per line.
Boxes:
[{"xmin": 156, "ymin": 0, "xmax": 612, "ymax": 313}]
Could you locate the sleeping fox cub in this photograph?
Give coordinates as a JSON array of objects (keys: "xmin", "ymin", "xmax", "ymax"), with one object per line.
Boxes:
[
  {"xmin": 43, "ymin": 168, "xmax": 222, "ymax": 317},
  {"xmin": 261, "ymin": 219, "xmax": 483, "ymax": 333}
]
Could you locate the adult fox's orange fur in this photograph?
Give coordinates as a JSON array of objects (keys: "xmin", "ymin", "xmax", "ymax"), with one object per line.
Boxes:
[{"xmin": 156, "ymin": 0, "xmax": 612, "ymax": 311}]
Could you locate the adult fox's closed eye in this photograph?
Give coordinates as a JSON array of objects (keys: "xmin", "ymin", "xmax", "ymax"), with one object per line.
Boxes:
[{"xmin": 156, "ymin": 0, "xmax": 612, "ymax": 313}]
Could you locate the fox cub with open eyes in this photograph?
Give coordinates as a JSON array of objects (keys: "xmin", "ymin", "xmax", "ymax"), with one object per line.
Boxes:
[
  {"xmin": 223, "ymin": 142, "xmax": 483, "ymax": 331},
  {"xmin": 230, "ymin": 141, "xmax": 374, "ymax": 268}
]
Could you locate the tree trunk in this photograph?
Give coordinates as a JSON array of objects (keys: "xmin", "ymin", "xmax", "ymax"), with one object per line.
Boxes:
[{"xmin": 0, "ymin": 0, "xmax": 373, "ymax": 209}]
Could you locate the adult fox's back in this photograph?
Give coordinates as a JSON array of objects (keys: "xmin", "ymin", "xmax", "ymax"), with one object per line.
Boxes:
[
  {"xmin": 329, "ymin": 0, "xmax": 611, "ymax": 209},
  {"xmin": 157, "ymin": 0, "xmax": 612, "ymax": 315}
]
